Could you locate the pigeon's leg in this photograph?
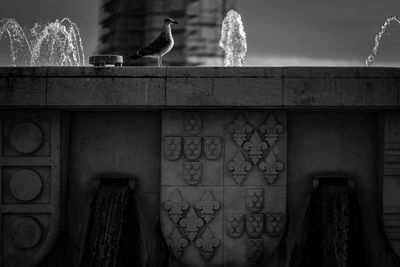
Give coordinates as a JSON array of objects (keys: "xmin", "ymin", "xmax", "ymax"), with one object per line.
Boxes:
[{"xmin": 157, "ymin": 56, "xmax": 162, "ymax": 67}]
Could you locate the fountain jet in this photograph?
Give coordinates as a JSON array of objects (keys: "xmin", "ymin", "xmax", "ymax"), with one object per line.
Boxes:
[
  {"xmin": 366, "ymin": 16, "xmax": 400, "ymax": 66},
  {"xmin": 219, "ymin": 10, "xmax": 247, "ymax": 67},
  {"xmin": 0, "ymin": 18, "xmax": 85, "ymax": 66}
]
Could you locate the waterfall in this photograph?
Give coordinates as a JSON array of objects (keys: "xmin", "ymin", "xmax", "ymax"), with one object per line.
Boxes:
[
  {"xmin": 290, "ymin": 179, "xmax": 367, "ymax": 267},
  {"xmin": 82, "ymin": 179, "xmax": 140, "ymax": 267}
]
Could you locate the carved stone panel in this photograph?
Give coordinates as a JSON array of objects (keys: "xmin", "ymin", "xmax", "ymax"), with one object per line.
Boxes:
[
  {"xmin": 246, "ymin": 214, "xmax": 264, "ymax": 238},
  {"xmin": 183, "ymin": 162, "xmax": 202, "ymax": 185},
  {"xmin": 0, "ymin": 110, "xmax": 65, "ymax": 267},
  {"xmin": 383, "ymin": 112, "xmax": 400, "ymax": 258},
  {"xmin": 226, "ymin": 214, "xmax": 244, "ymax": 238},
  {"xmin": 265, "ymin": 213, "xmax": 285, "ymax": 237},
  {"xmin": 162, "ymin": 110, "xmax": 286, "ymax": 267}
]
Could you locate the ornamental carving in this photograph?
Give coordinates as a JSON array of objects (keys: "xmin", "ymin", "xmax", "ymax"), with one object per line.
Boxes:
[
  {"xmin": 179, "ymin": 207, "xmax": 204, "ymax": 241},
  {"xmin": 164, "ymin": 136, "xmax": 182, "ymax": 160},
  {"xmin": 246, "ymin": 213, "xmax": 264, "ymax": 238},
  {"xmin": 183, "ymin": 137, "xmax": 202, "ymax": 160},
  {"xmin": 183, "ymin": 162, "xmax": 202, "ymax": 185},
  {"xmin": 195, "ymin": 191, "xmax": 220, "ymax": 223},
  {"xmin": 161, "ymin": 110, "xmax": 287, "ymax": 266},
  {"xmin": 246, "ymin": 238, "xmax": 264, "ymax": 262},
  {"xmin": 165, "ymin": 227, "xmax": 189, "ymax": 258},
  {"xmin": 246, "ymin": 188, "xmax": 264, "ymax": 213},
  {"xmin": 227, "ymin": 114, "xmax": 253, "ymax": 147},
  {"xmin": 259, "ymin": 150, "xmax": 284, "ymax": 184},
  {"xmin": 0, "ymin": 112, "xmax": 63, "ymax": 267},
  {"xmin": 259, "ymin": 114, "xmax": 284, "ymax": 147},
  {"xmin": 183, "ymin": 112, "xmax": 202, "ymax": 135},
  {"xmin": 195, "ymin": 227, "xmax": 220, "ymax": 262},
  {"xmin": 227, "ymin": 150, "xmax": 252, "ymax": 184},
  {"xmin": 265, "ymin": 213, "xmax": 285, "ymax": 237},
  {"xmin": 203, "ymin": 136, "xmax": 222, "ymax": 160},
  {"xmin": 243, "ymin": 131, "xmax": 268, "ymax": 164},
  {"xmin": 226, "ymin": 214, "xmax": 244, "ymax": 238},
  {"xmin": 163, "ymin": 190, "xmax": 189, "ymax": 223}
]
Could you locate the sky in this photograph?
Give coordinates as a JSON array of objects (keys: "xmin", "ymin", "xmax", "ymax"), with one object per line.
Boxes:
[{"xmin": 1, "ymin": 0, "xmax": 400, "ymax": 66}]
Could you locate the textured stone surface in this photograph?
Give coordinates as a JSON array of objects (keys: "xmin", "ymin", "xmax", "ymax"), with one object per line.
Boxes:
[
  {"xmin": 383, "ymin": 112, "xmax": 400, "ymax": 259},
  {"xmin": 0, "ymin": 67, "xmax": 399, "ymax": 108},
  {"xmin": 0, "ymin": 78, "xmax": 46, "ymax": 106},
  {"xmin": 161, "ymin": 110, "xmax": 286, "ymax": 266},
  {"xmin": 283, "ymin": 78, "xmax": 398, "ymax": 106},
  {"xmin": 0, "ymin": 110, "xmax": 65, "ymax": 267},
  {"xmin": 47, "ymin": 78, "xmax": 165, "ymax": 106}
]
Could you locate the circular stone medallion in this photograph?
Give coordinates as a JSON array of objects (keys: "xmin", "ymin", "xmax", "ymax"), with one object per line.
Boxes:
[
  {"xmin": 10, "ymin": 169, "xmax": 42, "ymax": 201},
  {"xmin": 10, "ymin": 122, "xmax": 43, "ymax": 154},
  {"xmin": 12, "ymin": 216, "xmax": 42, "ymax": 249}
]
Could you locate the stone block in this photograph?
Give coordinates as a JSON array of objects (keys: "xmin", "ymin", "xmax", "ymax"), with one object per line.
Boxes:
[
  {"xmin": 166, "ymin": 78, "xmax": 282, "ymax": 106},
  {"xmin": 0, "ymin": 78, "xmax": 46, "ymax": 106},
  {"xmin": 47, "ymin": 78, "xmax": 165, "ymax": 106},
  {"xmin": 167, "ymin": 67, "xmax": 282, "ymax": 78},
  {"xmin": 46, "ymin": 66, "xmax": 167, "ymax": 77},
  {"xmin": 284, "ymin": 78, "xmax": 398, "ymax": 106}
]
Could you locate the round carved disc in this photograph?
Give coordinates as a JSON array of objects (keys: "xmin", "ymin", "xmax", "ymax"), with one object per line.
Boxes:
[
  {"xmin": 12, "ymin": 216, "xmax": 42, "ymax": 249},
  {"xmin": 10, "ymin": 169, "xmax": 42, "ymax": 201},
  {"xmin": 10, "ymin": 122, "xmax": 43, "ymax": 154}
]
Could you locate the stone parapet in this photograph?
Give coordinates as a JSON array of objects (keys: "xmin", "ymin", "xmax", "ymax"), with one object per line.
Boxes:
[{"xmin": 0, "ymin": 67, "xmax": 399, "ymax": 108}]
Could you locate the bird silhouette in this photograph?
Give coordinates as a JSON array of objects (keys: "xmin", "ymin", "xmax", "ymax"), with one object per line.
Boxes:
[{"xmin": 126, "ymin": 18, "xmax": 178, "ymax": 67}]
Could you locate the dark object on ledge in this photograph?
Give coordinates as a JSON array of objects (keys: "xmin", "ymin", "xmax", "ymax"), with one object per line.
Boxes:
[
  {"xmin": 89, "ymin": 55, "xmax": 123, "ymax": 66},
  {"xmin": 290, "ymin": 176, "xmax": 367, "ymax": 267}
]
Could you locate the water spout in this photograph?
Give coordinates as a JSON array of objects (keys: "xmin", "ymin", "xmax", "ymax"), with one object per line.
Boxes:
[
  {"xmin": 0, "ymin": 18, "xmax": 85, "ymax": 66},
  {"xmin": 219, "ymin": 10, "xmax": 247, "ymax": 67},
  {"xmin": 365, "ymin": 16, "xmax": 400, "ymax": 66}
]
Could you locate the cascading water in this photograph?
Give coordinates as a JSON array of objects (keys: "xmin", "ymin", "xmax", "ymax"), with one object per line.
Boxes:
[
  {"xmin": 82, "ymin": 179, "xmax": 141, "ymax": 267},
  {"xmin": 219, "ymin": 10, "xmax": 247, "ymax": 67},
  {"xmin": 290, "ymin": 179, "xmax": 367, "ymax": 267},
  {"xmin": 366, "ymin": 16, "xmax": 400, "ymax": 66},
  {"xmin": 0, "ymin": 18, "xmax": 85, "ymax": 66}
]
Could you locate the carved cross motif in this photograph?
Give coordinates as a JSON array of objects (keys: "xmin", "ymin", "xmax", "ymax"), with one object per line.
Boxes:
[
  {"xmin": 228, "ymin": 150, "xmax": 252, "ymax": 184},
  {"xmin": 246, "ymin": 238, "xmax": 264, "ymax": 262},
  {"xmin": 163, "ymin": 190, "xmax": 189, "ymax": 223},
  {"xmin": 258, "ymin": 151, "xmax": 284, "ymax": 184},
  {"xmin": 179, "ymin": 207, "xmax": 204, "ymax": 241},
  {"xmin": 183, "ymin": 112, "xmax": 202, "ymax": 135},
  {"xmin": 195, "ymin": 191, "xmax": 220, "ymax": 223},
  {"xmin": 259, "ymin": 114, "xmax": 284, "ymax": 147},
  {"xmin": 183, "ymin": 137, "xmax": 202, "ymax": 160},
  {"xmin": 165, "ymin": 227, "xmax": 189, "ymax": 258},
  {"xmin": 243, "ymin": 131, "xmax": 268, "ymax": 164},
  {"xmin": 265, "ymin": 213, "xmax": 285, "ymax": 237},
  {"xmin": 246, "ymin": 213, "xmax": 264, "ymax": 238},
  {"xmin": 164, "ymin": 136, "xmax": 182, "ymax": 160},
  {"xmin": 246, "ymin": 188, "xmax": 264, "ymax": 212},
  {"xmin": 226, "ymin": 214, "xmax": 244, "ymax": 238},
  {"xmin": 195, "ymin": 226, "xmax": 220, "ymax": 262},
  {"xmin": 227, "ymin": 114, "xmax": 253, "ymax": 147},
  {"xmin": 183, "ymin": 161, "xmax": 202, "ymax": 185},
  {"xmin": 203, "ymin": 136, "xmax": 222, "ymax": 160}
]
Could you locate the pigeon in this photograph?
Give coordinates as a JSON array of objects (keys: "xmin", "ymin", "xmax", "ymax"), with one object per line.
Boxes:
[{"xmin": 127, "ymin": 18, "xmax": 178, "ymax": 66}]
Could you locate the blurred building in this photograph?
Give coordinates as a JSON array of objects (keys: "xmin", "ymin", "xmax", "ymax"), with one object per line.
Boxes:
[{"xmin": 97, "ymin": 0, "xmax": 236, "ymax": 66}]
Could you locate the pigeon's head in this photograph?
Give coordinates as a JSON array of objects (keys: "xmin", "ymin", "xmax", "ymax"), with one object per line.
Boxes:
[{"xmin": 164, "ymin": 18, "xmax": 178, "ymax": 26}]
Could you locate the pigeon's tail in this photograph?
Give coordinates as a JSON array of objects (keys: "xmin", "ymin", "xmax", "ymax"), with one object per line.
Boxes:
[{"xmin": 126, "ymin": 53, "xmax": 142, "ymax": 60}]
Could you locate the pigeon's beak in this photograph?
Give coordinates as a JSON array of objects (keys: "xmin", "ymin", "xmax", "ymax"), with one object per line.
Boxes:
[{"xmin": 172, "ymin": 20, "xmax": 178, "ymax": 24}]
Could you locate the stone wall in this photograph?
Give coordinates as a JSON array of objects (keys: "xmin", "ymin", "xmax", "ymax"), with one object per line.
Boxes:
[{"xmin": 1, "ymin": 67, "xmax": 400, "ymax": 267}]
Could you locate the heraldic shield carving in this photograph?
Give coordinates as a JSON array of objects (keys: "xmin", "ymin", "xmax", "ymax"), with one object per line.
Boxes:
[
  {"xmin": 0, "ymin": 110, "xmax": 65, "ymax": 267},
  {"xmin": 161, "ymin": 111, "xmax": 287, "ymax": 266}
]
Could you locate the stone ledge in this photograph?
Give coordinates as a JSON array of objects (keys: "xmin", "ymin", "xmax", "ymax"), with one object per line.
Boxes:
[{"xmin": 0, "ymin": 67, "xmax": 398, "ymax": 108}]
